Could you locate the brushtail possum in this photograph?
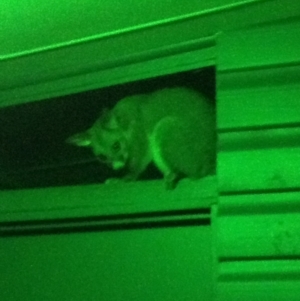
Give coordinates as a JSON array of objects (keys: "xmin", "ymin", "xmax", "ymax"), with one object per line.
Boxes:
[{"xmin": 67, "ymin": 87, "xmax": 215, "ymax": 189}]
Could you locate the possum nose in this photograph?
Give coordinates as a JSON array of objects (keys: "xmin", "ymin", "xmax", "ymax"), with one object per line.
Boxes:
[{"xmin": 112, "ymin": 161, "xmax": 125, "ymax": 170}]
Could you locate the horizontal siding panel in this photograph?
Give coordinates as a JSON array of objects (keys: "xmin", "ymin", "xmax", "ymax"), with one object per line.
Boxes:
[
  {"xmin": 217, "ymin": 192, "xmax": 300, "ymax": 259},
  {"xmin": 218, "ymin": 212, "xmax": 300, "ymax": 257},
  {"xmin": 218, "ymin": 85, "xmax": 300, "ymax": 129},
  {"xmin": 218, "ymin": 20, "xmax": 300, "ymax": 71},
  {"xmin": 216, "ymin": 191, "xmax": 300, "ymax": 300},
  {"xmin": 218, "ymin": 211, "xmax": 300, "ymax": 258},
  {"xmin": 218, "ymin": 63, "xmax": 300, "ymax": 129},
  {"xmin": 219, "ymin": 260, "xmax": 300, "ymax": 281},
  {"xmin": 218, "ymin": 147, "xmax": 300, "ymax": 192},
  {"xmin": 218, "ymin": 190, "xmax": 300, "ymax": 216},
  {"xmin": 0, "ymin": 177, "xmax": 217, "ymax": 222},
  {"xmin": 0, "ymin": 42, "xmax": 216, "ymax": 108},
  {"xmin": 217, "ymin": 192, "xmax": 300, "ymax": 299},
  {"xmin": 218, "ymin": 127, "xmax": 300, "ymax": 192},
  {"xmin": 219, "ymin": 127, "xmax": 300, "ymax": 151},
  {"xmin": 218, "ymin": 260, "xmax": 300, "ymax": 301}
]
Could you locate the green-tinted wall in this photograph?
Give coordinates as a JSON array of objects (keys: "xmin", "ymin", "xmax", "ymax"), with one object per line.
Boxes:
[
  {"xmin": 1, "ymin": 226, "xmax": 213, "ymax": 300},
  {"xmin": 2, "ymin": 0, "xmax": 248, "ymax": 56}
]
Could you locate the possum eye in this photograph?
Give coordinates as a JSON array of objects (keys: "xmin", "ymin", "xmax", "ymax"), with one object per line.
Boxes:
[{"xmin": 111, "ymin": 141, "xmax": 121, "ymax": 153}]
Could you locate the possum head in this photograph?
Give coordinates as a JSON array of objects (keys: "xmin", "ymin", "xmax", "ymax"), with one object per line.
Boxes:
[{"xmin": 66, "ymin": 109, "xmax": 131, "ymax": 170}]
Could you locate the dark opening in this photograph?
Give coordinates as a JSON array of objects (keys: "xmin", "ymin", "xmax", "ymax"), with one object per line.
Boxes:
[{"xmin": 0, "ymin": 67, "xmax": 215, "ymax": 190}]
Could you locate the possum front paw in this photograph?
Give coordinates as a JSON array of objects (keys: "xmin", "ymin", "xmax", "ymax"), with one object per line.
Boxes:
[{"xmin": 164, "ymin": 172, "xmax": 180, "ymax": 190}]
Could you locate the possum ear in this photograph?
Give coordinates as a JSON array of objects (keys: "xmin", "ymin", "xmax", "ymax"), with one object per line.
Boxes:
[
  {"xmin": 66, "ymin": 131, "xmax": 91, "ymax": 147},
  {"xmin": 98, "ymin": 108, "xmax": 119, "ymax": 130},
  {"xmin": 99, "ymin": 108, "xmax": 131, "ymax": 130}
]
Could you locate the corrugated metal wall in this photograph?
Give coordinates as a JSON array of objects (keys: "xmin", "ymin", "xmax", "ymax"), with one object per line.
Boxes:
[
  {"xmin": 216, "ymin": 19, "xmax": 300, "ymax": 300},
  {"xmin": 1, "ymin": 1, "xmax": 300, "ymax": 300}
]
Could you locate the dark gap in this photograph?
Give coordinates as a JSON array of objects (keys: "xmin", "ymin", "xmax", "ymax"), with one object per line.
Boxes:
[
  {"xmin": 0, "ymin": 208, "xmax": 210, "ymax": 228},
  {"xmin": 218, "ymin": 122, "xmax": 300, "ymax": 134},
  {"xmin": 0, "ymin": 218, "xmax": 210, "ymax": 237},
  {"xmin": 0, "ymin": 66, "xmax": 216, "ymax": 190},
  {"xmin": 220, "ymin": 187, "xmax": 300, "ymax": 197},
  {"xmin": 220, "ymin": 255, "xmax": 300, "ymax": 262}
]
